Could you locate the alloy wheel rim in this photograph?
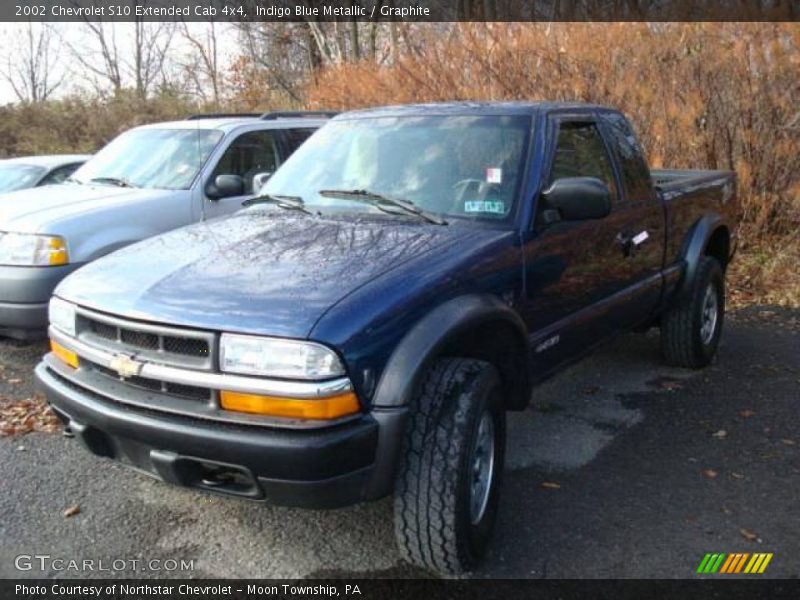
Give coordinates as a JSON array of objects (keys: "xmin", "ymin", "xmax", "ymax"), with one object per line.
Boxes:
[
  {"xmin": 700, "ymin": 282, "xmax": 719, "ymax": 345},
  {"xmin": 469, "ymin": 410, "xmax": 496, "ymax": 525}
]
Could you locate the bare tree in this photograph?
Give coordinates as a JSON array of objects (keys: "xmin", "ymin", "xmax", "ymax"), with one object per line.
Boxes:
[
  {"xmin": 232, "ymin": 23, "xmax": 315, "ymax": 104},
  {"xmin": 1, "ymin": 22, "xmax": 64, "ymax": 103},
  {"xmin": 65, "ymin": 20, "xmax": 123, "ymax": 94},
  {"xmin": 131, "ymin": 18, "xmax": 175, "ymax": 98},
  {"xmin": 178, "ymin": 21, "xmax": 223, "ymax": 108},
  {"xmin": 227, "ymin": 18, "xmax": 414, "ymax": 107},
  {"xmin": 64, "ymin": 2, "xmax": 175, "ymax": 98}
]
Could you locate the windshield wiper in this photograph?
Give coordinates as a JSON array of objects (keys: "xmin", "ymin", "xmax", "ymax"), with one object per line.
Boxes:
[
  {"xmin": 318, "ymin": 189, "xmax": 447, "ymax": 225},
  {"xmin": 242, "ymin": 194, "xmax": 312, "ymax": 215},
  {"xmin": 89, "ymin": 176, "xmax": 137, "ymax": 188}
]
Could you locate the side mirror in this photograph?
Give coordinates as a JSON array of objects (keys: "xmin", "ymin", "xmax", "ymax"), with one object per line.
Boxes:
[
  {"xmin": 540, "ymin": 177, "xmax": 611, "ymax": 222},
  {"xmin": 251, "ymin": 172, "xmax": 273, "ymax": 196},
  {"xmin": 206, "ymin": 174, "xmax": 244, "ymax": 200}
]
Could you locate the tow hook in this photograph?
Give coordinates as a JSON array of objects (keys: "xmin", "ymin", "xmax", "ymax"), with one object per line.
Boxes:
[{"xmin": 201, "ymin": 470, "xmax": 237, "ymax": 487}]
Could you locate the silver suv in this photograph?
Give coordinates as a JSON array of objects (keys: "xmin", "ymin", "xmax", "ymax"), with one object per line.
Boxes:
[{"xmin": 0, "ymin": 111, "xmax": 333, "ymax": 339}]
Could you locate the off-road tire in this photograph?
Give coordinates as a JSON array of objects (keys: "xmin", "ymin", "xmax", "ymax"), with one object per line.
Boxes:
[
  {"xmin": 661, "ymin": 256, "xmax": 725, "ymax": 368},
  {"xmin": 393, "ymin": 358, "xmax": 505, "ymax": 575}
]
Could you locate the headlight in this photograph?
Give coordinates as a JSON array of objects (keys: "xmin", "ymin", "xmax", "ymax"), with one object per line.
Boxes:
[
  {"xmin": 220, "ymin": 334, "xmax": 345, "ymax": 380},
  {"xmin": 0, "ymin": 232, "xmax": 68, "ymax": 266},
  {"xmin": 49, "ymin": 297, "xmax": 76, "ymax": 337}
]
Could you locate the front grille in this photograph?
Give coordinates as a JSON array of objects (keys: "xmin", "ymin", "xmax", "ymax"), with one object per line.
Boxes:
[
  {"xmin": 89, "ymin": 361, "xmax": 211, "ymax": 403},
  {"xmin": 71, "ymin": 308, "xmax": 217, "ymax": 406},
  {"xmin": 89, "ymin": 320, "xmax": 117, "ymax": 341},
  {"xmin": 76, "ymin": 308, "xmax": 214, "ymax": 371},
  {"xmin": 163, "ymin": 336, "xmax": 209, "ymax": 357},
  {"xmin": 121, "ymin": 328, "xmax": 159, "ymax": 351}
]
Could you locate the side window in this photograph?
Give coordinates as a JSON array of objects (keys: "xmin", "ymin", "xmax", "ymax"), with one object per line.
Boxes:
[
  {"xmin": 601, "ymin": 113, "xmax": 653, "ymax": 203},
  {"xmin": 549, "ymin": 121, "xmax": 617, "ymax": 201},
  {"xmin": 39, "ymin": 163, "xmax": 81, "ymax": 185},
  {"xmin": 283, "ymin": 128, "xmax": 317, "ymax": 154},
  {"xmin": 213, "ymin": 131, "xmax": 279, "ymax": 194}
]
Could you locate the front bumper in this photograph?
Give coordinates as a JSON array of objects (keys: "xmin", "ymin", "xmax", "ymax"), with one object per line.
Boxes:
[
  {"xmin": 36, "ymin": 362, "xmax": 406, "ymax": 508},
  {"xmin": 0, "ymin": 264, "xmax": 80, "ymax": 336}
]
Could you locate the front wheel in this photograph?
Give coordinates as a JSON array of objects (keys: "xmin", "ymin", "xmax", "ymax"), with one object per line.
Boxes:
[
  {"xmin": 393, "ymin": 358, "xmax": 505, "ymax": 575},
  {"xmin": 661, "ymin": 256, "xmax": 725, "ymax": 368}
]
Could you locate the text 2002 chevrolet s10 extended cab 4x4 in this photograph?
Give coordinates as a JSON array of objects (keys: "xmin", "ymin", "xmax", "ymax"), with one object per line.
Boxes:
[{"xmin": 37, "ymin": 103, "xmax": 738, "ymax": 575}]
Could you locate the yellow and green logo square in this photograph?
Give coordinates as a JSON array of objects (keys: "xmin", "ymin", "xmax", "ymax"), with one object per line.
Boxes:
[{"xmin": 697, "ymin": 553, "xmax": 773, "ymax": 574}]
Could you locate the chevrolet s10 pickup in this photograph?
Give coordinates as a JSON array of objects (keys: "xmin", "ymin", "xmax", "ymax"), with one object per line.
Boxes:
[{"xmin": 36, "ymin": 102, "xmax": 738, "ymax": 575}]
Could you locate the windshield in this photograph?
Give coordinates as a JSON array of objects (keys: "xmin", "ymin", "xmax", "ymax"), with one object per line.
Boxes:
[
  {"xmin": 0, "ymin": 164, "xmax": 46, "ymax": 192},
  {"xmin": 72, "ymin": 128, "xmax": 223, "ymax": 190},
  {"xmin": 263, "ymin": 115, "xmax": 530, "ymax": 222}
]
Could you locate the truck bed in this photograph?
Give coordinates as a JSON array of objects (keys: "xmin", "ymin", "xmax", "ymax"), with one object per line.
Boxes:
[{"xmin": 651, "ymin": 168, "xmax": 738, "ymax": 275}]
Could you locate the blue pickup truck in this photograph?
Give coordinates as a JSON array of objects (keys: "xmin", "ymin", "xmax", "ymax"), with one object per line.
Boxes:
[{"xmin": 36, "ymin": 102, "xmax": 737, "ymax": 575}]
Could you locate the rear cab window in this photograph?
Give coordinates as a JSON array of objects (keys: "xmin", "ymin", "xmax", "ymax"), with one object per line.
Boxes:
[{"xmin": 600, "ymin": 112, "xmax": 654, "ymax": 203}]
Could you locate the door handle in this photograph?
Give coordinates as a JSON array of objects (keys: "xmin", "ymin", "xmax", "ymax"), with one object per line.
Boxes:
[{"xmin": 616, "ymin": 230, "xmax": 649, "ymax": 257}]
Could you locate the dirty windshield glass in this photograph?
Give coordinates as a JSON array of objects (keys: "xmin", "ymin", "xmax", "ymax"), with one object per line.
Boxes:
[
  {"xmin": 72, "ymin": 128, "xmax": 223, "ymax": 190},
  {"xmin": 263, "ymin": 115, "xmax": 530, "ymax": 221},
  {"xmin": 0, "ymin": 164, "xmax": 45, "ymax": 192}
]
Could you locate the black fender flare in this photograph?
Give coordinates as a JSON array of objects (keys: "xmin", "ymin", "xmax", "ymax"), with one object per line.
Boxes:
[
  {"xmin": 372, "ymin": 294, "xmax": 531, "ymax": 409},
  {"xmin": 365, "ymin": 294, "xmax": 531, "ymax": 500},
  {"xmin": 678, "ymin": 212, "xmax": 729, "ymax": 297}
]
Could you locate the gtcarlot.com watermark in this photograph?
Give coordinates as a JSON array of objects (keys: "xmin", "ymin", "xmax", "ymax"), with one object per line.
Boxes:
[{"xmin": 14, "ymin": 553, "xmax": 194, "ymax": 573}]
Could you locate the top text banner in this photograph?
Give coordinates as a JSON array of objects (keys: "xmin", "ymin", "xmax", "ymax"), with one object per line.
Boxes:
[{"xmin": 6, "ymin": 0, "xmax": 800, "ymax": 22}]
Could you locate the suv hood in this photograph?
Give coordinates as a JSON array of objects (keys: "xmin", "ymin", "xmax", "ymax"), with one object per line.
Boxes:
[
  {"xmin": 55, "ymin": 212, "xmax": 477, "ymax": 338},
  {"xmin": 0, "ymin": 184, "xmax": 175, "ymax": 232}
]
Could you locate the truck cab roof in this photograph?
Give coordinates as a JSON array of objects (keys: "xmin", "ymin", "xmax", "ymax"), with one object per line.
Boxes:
[{"xmin": 336, "ymin": 101, "xmax": 613, "ymax": 119}]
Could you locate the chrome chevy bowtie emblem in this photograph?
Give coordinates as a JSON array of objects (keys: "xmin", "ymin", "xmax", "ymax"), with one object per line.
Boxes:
[{"xmin": 109, "ymin": 354, "xmax": 143, "ymax": 379}]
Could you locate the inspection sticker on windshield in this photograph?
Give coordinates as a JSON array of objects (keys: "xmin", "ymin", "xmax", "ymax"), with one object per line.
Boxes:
[
  {"xmin": 465, "ymin": 200, "xmax": 506, "ymax": 215},
  {"xmin": 486, "ymin": 167, "xmax": 503, "ymax": 184}
]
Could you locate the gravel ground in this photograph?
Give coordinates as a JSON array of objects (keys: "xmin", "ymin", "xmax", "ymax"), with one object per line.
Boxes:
[{"xmin": 0, "ymin": 306, "xmax": 797, "ymax": 579}]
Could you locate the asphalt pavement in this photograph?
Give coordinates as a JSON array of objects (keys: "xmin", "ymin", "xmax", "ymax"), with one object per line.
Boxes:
[{"xmin": 0, "ymin": 306, "xmax": 797, "ymax": 579}]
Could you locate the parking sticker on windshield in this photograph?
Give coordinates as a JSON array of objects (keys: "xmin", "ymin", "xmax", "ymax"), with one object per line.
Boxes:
[
  {"xmin": 486, "ymin": 167, "xmax": 503, "ymax": 184},
  {"xmin": 464, "ymin": 200, "xmax": 506, "ymax": 215}
]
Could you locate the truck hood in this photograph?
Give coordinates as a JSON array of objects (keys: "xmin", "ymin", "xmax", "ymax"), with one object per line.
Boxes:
[
  {"xmin": 55, "ymin": 211, "xmax": 476, "ymax": 338},
  {"xmin": 0, "ymin": 184, "xmax": 176, "ymax": 233}
]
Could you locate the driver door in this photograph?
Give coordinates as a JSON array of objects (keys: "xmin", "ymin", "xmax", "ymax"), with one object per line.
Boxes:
[{"xmin": 203, "ymin": 130, "xmax": 280, "ymax": 219}]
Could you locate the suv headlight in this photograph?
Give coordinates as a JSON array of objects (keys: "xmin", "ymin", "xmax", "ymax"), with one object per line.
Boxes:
[
  {"xmin": 0, "ymin": 232, "xmax": 68, "ymax": 266},
  {"xmin": 220, "ymin": 334, "xmax": 345, "ymax": 380},
  {"xmin": 49, "ymin": 297, "xmax": 76, "ymax": 337}
]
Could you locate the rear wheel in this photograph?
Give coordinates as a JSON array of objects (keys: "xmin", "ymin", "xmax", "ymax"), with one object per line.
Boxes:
[
  {"xmin": 393, "ymin": 358, "xmax": 505, "ymax": 575},
  {"xmin": 661, "ymin": 256, "xmax": 725, "ymax": 368}
]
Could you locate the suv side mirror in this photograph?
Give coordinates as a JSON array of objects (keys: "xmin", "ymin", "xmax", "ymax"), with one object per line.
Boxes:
[
  {"xmin": 206, "ymin": 174, "xmax": 244, "ymax": 200},
  {"xmin": 541, "ymin": 177, "xmax": 611, "ymax": 221}
]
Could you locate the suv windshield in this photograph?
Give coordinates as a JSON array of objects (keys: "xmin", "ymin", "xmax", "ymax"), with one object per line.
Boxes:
[
  {"xmin": 72, "ymin": 128, "xmax": 223, "ymax": 190},
  {"xmin": 263, "ymin": 115, "xmax": 530, "ymax": 222},
  {"xmin": 0, "ymin": 164, "xmax": 45, "ymax": 192}
]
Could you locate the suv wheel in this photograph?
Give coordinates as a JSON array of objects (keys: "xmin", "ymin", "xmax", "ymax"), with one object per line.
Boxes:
[
  {"xmin": 393, "ymin": 358, "xmax": 505, "ymax": 575},
  {"xmin": 661, "ymin": 256, "xmax": 725, "ymax": 368}
]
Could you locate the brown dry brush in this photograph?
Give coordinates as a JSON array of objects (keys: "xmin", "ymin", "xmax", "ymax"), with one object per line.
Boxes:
[
  {"xmin": 0, "ymin": 90, "xmax": 201, "ymax": 159},
  {"xmin": 307, "ymin": 23, "xmax": 799, "ymax": 239}
]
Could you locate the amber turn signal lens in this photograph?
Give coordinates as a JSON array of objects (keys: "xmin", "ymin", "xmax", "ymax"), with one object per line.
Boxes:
[
  {"xmin": 220, "ymin": 390, "xmax": 360, "ymax": 420},
  {"xmin": 50, "ymin": 339, "xmax": 79, "ymax": 368},
  {"xmin": 47, "ymin": 237, "xmax": 69, "ymax": 266}
]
